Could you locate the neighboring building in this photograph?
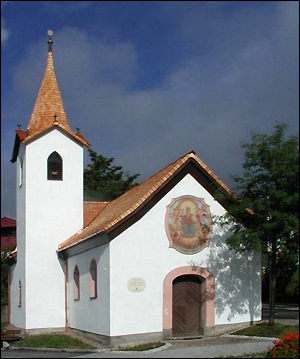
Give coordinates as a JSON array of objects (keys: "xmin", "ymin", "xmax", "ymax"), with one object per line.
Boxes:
[
  {"xmin": 8, "ymin": 33, "xmax": 262, "ymax": 346},
  {"xmin": 1, "ymin": 217, "xmax": 17, "ymax": 250}
]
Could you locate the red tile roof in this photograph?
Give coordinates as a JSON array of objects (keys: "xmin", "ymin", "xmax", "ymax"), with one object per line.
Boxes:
[
  {"xmin": 1, "ymin": 217, "xmax": 16, "ymax": 227},
  {"xmin": 83, "ymin": 201, "xmax": 109, "ymax": 227},
  {"xmin": 11, "ymin": 45, "xmax": 89, "ymax": 162},
  {"xmin": 23, "ymin": 50, "xmax": 89, "ymax": 147},
  {"xmin": 58, "ymin": 151, "xmax": 233, "ymax": 252}
]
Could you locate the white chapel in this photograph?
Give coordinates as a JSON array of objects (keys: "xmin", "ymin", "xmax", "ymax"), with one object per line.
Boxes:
[{"xmin": 8, "ymin": 33, "xmax": 262, "ymax": 346}]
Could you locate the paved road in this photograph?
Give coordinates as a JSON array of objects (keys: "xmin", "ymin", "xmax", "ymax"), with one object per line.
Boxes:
[
  {"xmin": 262, "ymin": 302, "xmax": 299, "ymax": 324},
  {"xmin": 2, "ymin": 303, "xmax": 298, "ymax": 358},
  {"xmin": 76, "ymin": 336, "xmax": 278, "ymax": 358},
  {"xmin": 1, "ymin": 336, "xmax": 277, "ymax": 359}
]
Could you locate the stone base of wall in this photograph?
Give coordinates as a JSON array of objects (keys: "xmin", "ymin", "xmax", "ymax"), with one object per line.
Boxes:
[
  {"xmin": 68, "ymin": 327, "xmax": 111, "ymax": 347},
  {"xmin": 68, "ymin": 321, "xmax": 261, "ymax": 348},
  {"xmin": 12, "ymin": 321, "xmax": 261, "ymax": 348},
  {"xmin": 24, "ymin": 327, "xmax": 65, "ymax": 335},
  {"xmin": 69, "ymin": 327, "xmax": 164, "ymax": 348},
  {"xmin": 203, "ymin": 320, "xmax": 262, "ymax": 337}
]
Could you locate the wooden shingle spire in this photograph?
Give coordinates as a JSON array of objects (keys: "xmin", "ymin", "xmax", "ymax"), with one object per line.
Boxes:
[
  {"xmin": 11, "ymin": 31, "xmax": 89, "ymax": 163},
  {"xmin": 26, "ymin": 30, "xmax": 72, "ymax": 140}
]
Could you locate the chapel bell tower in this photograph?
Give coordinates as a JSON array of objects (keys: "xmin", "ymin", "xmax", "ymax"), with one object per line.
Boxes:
[{"xmin": 10, "ymin": 31, "xmax": 89, "ymax": 331}]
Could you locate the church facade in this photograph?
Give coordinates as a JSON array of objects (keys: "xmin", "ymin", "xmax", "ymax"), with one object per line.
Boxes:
[{"xmin": 8, "ymin": 34, "xmax": 262, "ymax": 346}]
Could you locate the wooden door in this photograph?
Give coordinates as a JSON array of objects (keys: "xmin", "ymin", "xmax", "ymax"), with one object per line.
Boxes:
[{"xmin": 172, "ymin": 275, "xmax": 202, "ymax": 337}]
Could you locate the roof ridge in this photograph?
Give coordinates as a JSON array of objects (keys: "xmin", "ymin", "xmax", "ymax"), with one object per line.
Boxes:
[
  {"xmin": 89, "ymin": 150, "xmax": 233, "ymax": 233},
  {"xmin": 129, "ymin": 151, "xmax": 193, "ymax": 188},
  {"xmin": 101, "ymin": 152, "xmax": 195, "ymax": 230},
  {"xmin": 57, "ymin": 151, "xmax": 209, "ymax": 251},
  {"xmin": 57, "ymin": 150, "xmax": 234, "ymax": 252},
  {"xmin": 83, "ymin": 201, "xmax": 111, "ymax": 204},
  {"xmin": 98, "ymin": 151, "xmax": 191, "ymax": 208}
]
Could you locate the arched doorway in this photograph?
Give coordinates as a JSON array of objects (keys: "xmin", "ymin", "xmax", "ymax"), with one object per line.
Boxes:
[
  {"xmin": 163, "ymin": 266, "xmax": 215, "ymax": 338},
  {"xmin": 172, "ymin": 275, "xmax": 203, "ymax": 336}
]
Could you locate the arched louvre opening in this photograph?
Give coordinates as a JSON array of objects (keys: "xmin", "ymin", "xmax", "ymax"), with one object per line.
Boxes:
[{"xmin": 47, "ymin": 151, "xmax": 63, "ymax": 180}]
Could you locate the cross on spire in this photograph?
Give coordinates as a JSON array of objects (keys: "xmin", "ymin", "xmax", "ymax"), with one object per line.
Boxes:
[
  {"xmin": 53, "ymin": 113, "xmax": 58, "ymax": 124},
  {"xmin": 47, "ymin": 30, "xmax": 53, "ymax": 52}
]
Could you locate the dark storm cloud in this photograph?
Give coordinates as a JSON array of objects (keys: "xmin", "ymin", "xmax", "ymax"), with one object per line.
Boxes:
[{"xmin": 1, "ymin": 1, "xmax": 299, "ymax": 218}]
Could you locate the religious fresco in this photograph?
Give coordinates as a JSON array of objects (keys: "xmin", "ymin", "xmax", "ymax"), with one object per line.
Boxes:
[{"xmin": 165, "ymin": 195, "xmax": 212, "ymax": 254}]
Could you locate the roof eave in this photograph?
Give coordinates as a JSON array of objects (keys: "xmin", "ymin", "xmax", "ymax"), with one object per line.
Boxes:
[
  {"xmin": 58, "ymin": 156, "xmax": 234, "ymax": 252},
  {"xmin": 23, "ymin": 124, "xmax": 90, "ymax": 147},
  {"xmin": 105, "ymin": 157, "xmax": 235, "ymax": 238},
  {"xmin": 11, "ymin": 132, "xmax": 23, "ymax": 163},
  {"xmin": 57, "ymin": 231, "xmax": 109, "ymax": 259}
]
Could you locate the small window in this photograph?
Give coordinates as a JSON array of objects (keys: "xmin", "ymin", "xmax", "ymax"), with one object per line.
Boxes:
[
  {"xmin": 89, "ymin": 260, "xmax": 97, "ymax": 299},
  {"xmin": 74, "ymin": 266, "xmax": 80, "ymax": 301},
  {"xmin": 18, "ymin": 281, "xmax": 21, "ymax": 307},
  {"xmin": 48, "ymin": 152, "xmax": 63, "ymax": 180}
]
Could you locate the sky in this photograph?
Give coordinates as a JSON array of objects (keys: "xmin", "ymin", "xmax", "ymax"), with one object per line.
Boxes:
[{"xmin": 1, "ymin": 1, "xmax": 299, "ymax": 219}]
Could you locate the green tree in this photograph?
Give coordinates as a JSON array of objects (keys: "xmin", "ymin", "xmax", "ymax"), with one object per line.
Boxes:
[
  {"xmin": 286, "ymin": 268, "xmax": 299, "ymax": 297},
  {"xmin": 84, "ymin": 149, "xmax": 140, "ymax": 201},
  {"xmin": 215, "ymin": 123, "xmax": 299, "ymax": 326},
  {"xmin": 1, "ymin": 246, "xmax": 14, "ymax": 305}
]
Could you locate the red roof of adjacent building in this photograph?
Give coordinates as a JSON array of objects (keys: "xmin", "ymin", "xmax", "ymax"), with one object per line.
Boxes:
[
  {"xmin": 1, "ymin": 217, "xmax": 16, "ymax": 227},
  {"xmin": 1, "ymin": 217, "xmax": 17, "ymax": 250}
]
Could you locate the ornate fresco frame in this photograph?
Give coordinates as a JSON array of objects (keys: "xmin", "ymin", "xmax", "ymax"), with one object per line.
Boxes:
[{"xmin": 165, "ymin": 195, "xmax": 212, "ymax": 254}]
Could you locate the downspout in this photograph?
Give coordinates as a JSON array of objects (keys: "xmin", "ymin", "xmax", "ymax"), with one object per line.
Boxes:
[
  {"xmin": 64, "ymin": 258, "xmax": 69, "ymax": 332},
  {"xmin": 7, "ymin": 267, "xmax": 11, "ymax": 325},
  {"xmin": 6, "ymin": 251, "xmax": 17, "ymax": 325}
]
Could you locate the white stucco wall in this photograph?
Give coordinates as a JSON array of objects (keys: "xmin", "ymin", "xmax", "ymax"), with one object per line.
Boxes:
[
  {"xmin": 67, "ymin": 242, "xmax": 110, "ymax": 335},
  {"xmin": 11, "ymin": 129, "xmax": 84, "ymax": 329},
  {"xmin": 109, "ymin": 174, "xmax": 261, "ymax": 336},
  {"xmin": 10, "ymin": 144, "xmax": 26, "ymax": 328}
]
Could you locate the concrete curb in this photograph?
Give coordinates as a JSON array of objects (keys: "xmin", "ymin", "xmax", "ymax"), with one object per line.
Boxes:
[
  {"xmin": 222, "ymin": 334, "xmax": 279, "ymax": 340},
  {"xmin": 2, "ymin": 343, "xmax": 171, "ymax": 354},
  {"xmin": 110, "ymin": 343, "xmax": 172, "ymax": 354},
  {"xmin": 2, "ymin": 346, "xmax": 106, "ymax": 353},
  {"xmin": 1, "ymin": 336, "xmax": 277, "ymax": 354}
]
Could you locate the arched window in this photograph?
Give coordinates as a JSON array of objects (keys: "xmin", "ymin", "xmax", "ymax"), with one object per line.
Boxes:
[
  {"xmin": 47, "ymin": 151, "xmax": 63, "ymax": 180},
  {"xmin": 89, "ymin": 260, "xmax": 97, "ymax": 299},
  {"xmin": 74, "ymin": 266, "xmax": 80, "ymax": 301}
]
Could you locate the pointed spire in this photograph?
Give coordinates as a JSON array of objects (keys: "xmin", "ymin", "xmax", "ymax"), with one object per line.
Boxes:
[
  {"xmin": 11, "ymin": 30, "xmax": 89, "ymax": 151},
  {"xmin": 26, "ymin": 30, "xmax": 72, "ymax": 139}
]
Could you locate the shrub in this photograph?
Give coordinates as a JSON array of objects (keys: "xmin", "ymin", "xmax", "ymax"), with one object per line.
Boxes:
[{"xmin": 267, "ymin": 332, "xmax": 299, "ymax": 358}]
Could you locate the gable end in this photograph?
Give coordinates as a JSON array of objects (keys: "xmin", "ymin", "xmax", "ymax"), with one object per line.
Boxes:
[{"xmin": 107, "ymin": 158, "xmax": 231, "ymax": 240}]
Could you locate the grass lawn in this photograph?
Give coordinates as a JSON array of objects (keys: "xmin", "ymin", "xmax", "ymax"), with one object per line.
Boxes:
[
  {"xmin": 120, "ymin": 342, "xmax": 165, "ymax": 351},
  {"xmin": 5, "ymin": 322, "xmax": 298, "ymax": 355},
  {"xmin": 230, "ymin": 322, "xmax": 299, "ymax": 338},
  {"xmin": 221, "ymin": 353, "xmax": 269, "ymax": 358},
  {"xmin": 12, "ymin": 334, "xmax": 96, "ymax": 350},
  {"xmin": 225, "ymin": 323, "xmax": 299, "ymax": 358}
]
